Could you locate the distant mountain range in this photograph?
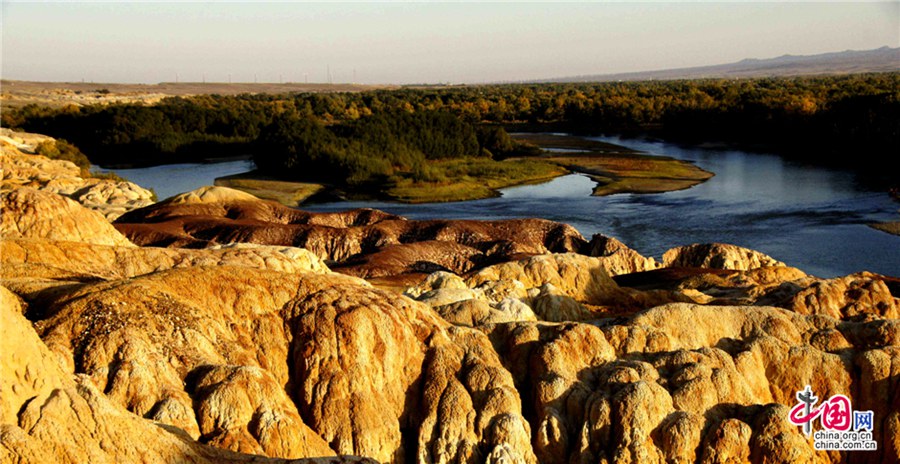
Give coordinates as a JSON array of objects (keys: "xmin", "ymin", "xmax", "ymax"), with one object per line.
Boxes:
[{"xmin": 539, "ymin": 46, "xmax": 900, "ymax": 83}]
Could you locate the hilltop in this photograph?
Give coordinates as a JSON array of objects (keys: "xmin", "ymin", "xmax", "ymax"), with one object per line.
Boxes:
[{"xmin": 541, "ymin": 46, "xmax": 900, "ymax": 83}]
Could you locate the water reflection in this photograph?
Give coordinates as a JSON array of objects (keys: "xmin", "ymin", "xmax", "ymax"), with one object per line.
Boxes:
[
  {"xmin": 94, "ymin": 138, "xmax": 900, "ymax": 278},
  {"xmin": 306, "ymin": 137, "xmax": 899, "ymax": 278},
  {"xmin": 500, "ymin": 174, "xmax": 595, "ymax": 199}
]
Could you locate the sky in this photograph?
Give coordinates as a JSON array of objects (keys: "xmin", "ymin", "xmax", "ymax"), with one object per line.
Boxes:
[{"xmin": 2, "ymin": 1, "xmax": 898, "ymax": 85}]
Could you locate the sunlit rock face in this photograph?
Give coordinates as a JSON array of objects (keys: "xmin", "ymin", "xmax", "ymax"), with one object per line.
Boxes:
[
  {"xmin": 1, "ymin": 188, "xmax": 134, "ymax": 247},
  {"xmin": 2, "ymin": 135, "xmax": 155, "ymax": 220},
  {"xmin": 0, "ymin": 285, "xmax": 377, "ymax": 464},
  {"xmin": 583, "ymin": 233, "xmax": 660, "ymax": 275},
  {"xmin": 2, "ymin": 135, "xmax": 899, "ymax": 463},
  {"xmin": 476, "ymin": 303, "xmax": 900, "ymax": 463},
  {"xmin": 662, "ymin": 242, "xmax": 787, "ymax": 271},
  {"xmin": 4, "ymin": 263, "xmax": 537, "ymax": 462}
]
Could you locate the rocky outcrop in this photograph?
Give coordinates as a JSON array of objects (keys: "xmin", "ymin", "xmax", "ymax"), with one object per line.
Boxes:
[
  {"xmin": 68, "ymin": 180, "xmax": 156, "ymax": 220},
  {"xmin": 4, "ymin": 135, "xmax": 900, "ymax": 463},
  {"xmin": 7, "ymin": 255, "xmax": 899, "ymax": 463},
  {"xmin": 456, "ymin": 253, "xmax": 687, "ymax": 321},
  {"xmin": 398, "ymin": 252, "xmax": 899, "ymax": 462},
  {"xmin": 466, "ymin": 253, "xmax": 627, "ymax": 304},
  {"xmin": 1, "ymin": 141, "xmax": 83, "ymax": 192},
  {"xmin": 0, "ymin": 128, "xmax": 54, "ymax": 150},
  {"xmin": 662, "ymin": 242, "xmax": 787, "ymax": 270},
  {"xmin": 409, "ymin": 251, "xmax": 890, "ymax": 328},
  {"xmin": 115, "ymin": 186, "xmax": 588, "ymax": 278},
  {"xmin": 29, "ymin": 268, "xmax": 363, "ymax": 455},
  {"xmin": 1, "ymin": 200, "xmax": 538, "ymax": 463},
  {"xmin": 0, "ymin": 285, "xmax": 374, "ymax": 464},
  {"xmin": 610, "ymin": 265, "xmax": 900, "ymax": 319},
  {"xmin": 118, "ymin": 185, "xmax": 402, "ymax": 227},
  {"xmin": 583, "ymin": 233, "xmax": 660, "ymax": 275},
  {"xmin": 283, "ymin": 284, "xmax": 536, "ymax": 463},
  {"xmin": 10, "ymin": 265, "xmax": 534, "ymax": 463},
  {"xmin": 612, "ymin": 265, "xmax": 809, "ymax": 306},
  {"xmin": 0, "ymin": 239, "xmax": 328, "ymax": 285},
  {"xmin": 0, "ymin": 287, "xmax": 68, "ymax": 426},
  {"xmin": 405, "ymin": 272, "xmax": 538, "ymax": 327},
  {"xmin": 333, "ymin": 240, "xmax": 487, "ymax": 278},
  {"xmin": 479, "ymin": 303, "xmax": 900, "ymax": 463},
  {"xmin": 188, "ymin": 364, "xmax": 336, "ymax": 458},
  {"xmin": 1, "ymin": 188, "xmax": 133, "ymax": 247},
  {"xmin": 785, "ymin": 271, "xmax": 900, "ymax": 319},
  {"xmin": 1, "ymin": 134, "xmax": 154, "ymax": 219},
  {"xmin": 166, "ymin": 185, "xmax": 263, "ymax": 204}
]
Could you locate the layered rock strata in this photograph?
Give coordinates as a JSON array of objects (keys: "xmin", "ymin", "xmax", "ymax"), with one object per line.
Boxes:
[
  {"xmin": 2, "ymin": 155, "xmax": 899, "ymax": 463},
  {"xmin": 114, "ymin": 186, "xmax": 588, "ymax": 278}
]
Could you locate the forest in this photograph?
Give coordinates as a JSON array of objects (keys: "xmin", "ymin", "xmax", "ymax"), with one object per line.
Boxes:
[{"xmin": 3, "ymin": 73, "xmax": 898, "ymax": 190}]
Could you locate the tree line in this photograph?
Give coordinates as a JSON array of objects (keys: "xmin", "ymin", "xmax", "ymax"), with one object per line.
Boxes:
[
  {"xmin": 253, "ymin": 111, "xmax": 508, "ymax": 188},
  {"xmin": 3, "ymin": 73, "xmax": 897, "ymax": 174}
]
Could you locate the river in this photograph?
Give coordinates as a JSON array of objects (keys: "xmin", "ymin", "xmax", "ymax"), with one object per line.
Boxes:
[
  {"xmin": 95, "ymin": 136, "xmax": 900, "ymax": 278},
  {"xmin": 95, "ymin": 159, "xmax": 256, "ymax": 201}
]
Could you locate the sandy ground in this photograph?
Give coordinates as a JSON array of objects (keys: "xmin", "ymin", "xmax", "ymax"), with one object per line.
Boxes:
[{"xmin": 1, "ymin": 79, "xmax": 395, "ymax": 108}]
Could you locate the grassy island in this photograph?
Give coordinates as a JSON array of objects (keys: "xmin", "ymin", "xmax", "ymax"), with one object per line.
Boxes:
[
  {"xmin": 514, "ymin": 134, "xmax": 714, "ymax": 197},
  {"xmin": 382, "ymin": 157, "xmax": 567, "ymax": 203},
  {"xmin": 215, "ymin": 131, "xmax": 711, "ymax": 205},
  {"xmin": 216, "ymin": 107, "xmax": 713, "ymax": 204},
  {"xmin": 240, "ymin": 110, "xmax": 574, "ymax": 204}
]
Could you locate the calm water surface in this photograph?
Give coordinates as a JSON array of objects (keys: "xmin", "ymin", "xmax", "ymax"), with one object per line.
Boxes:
[
  {"xmin": 95, "ymin": 159, "xmax": 255, "ymax": 200},
  {"xmin": 98, "ymin": 137, "xmax": 900, "ymax": 278}
]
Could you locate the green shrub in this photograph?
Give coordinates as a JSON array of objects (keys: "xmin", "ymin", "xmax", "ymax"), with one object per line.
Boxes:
[
  {"xmin": 90, "ymin": 170, "xmax": 127, "ymax": 182},
  {"xmin": 36, "ymin": 139, "xmax": 92, "ymax": 177}
]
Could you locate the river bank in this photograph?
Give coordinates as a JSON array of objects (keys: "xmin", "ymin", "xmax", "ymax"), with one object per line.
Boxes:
[
  {"xmin": 215, "ymin": 134, "xmax": 712, "ymax": 205},
  {"xmin": 86, "ymin": 132, "xmax": 900, "ymax": 278},
  {"xmin": 512, "ymin": 133, "xmax": 713, "ymax": 196},
  {"xmin": 302, "ymin": 135, "xmax": 900, "ymax": 278},
  {"xmin": 214, "ymin": 170, "xmax": 326, "ymax": 205},
  {"xmin": 871, "ymin": 188, "xmax": 900, "ymax": 236}
]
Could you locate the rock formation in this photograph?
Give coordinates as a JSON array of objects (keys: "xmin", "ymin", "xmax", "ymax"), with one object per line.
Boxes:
[
  {"xmin": 1, "ymin": 239, "xmax": 329, "ymax": 284},
  {"xmin": 2, "ymin": 140, "xmax": 899, "ymax": 463},
  {"xmin": 7, "ymin": 260, "xmax": 537, "ymax": 462},
  {"xmin": 115, "ymin": 186, "xmax": 587, "ymax": 278},
  {"xmin": 476, "ymin": 302, "xmax": 900, "ymax": 463},
  {"xmin": 1, "ymin": 188, "xmax": 134, "ymax": 247},
  {"xmin": 583, "ymin": 233, "xmax": 660, "ymax": 275},
  {"xmin": 785, "ymin": 272, "xmax": 900, "ymax": 319},
  {"xmin": 662, "ymin": 242, "xmax": 787, "ymax": 270},
  {"xmin": 0, "ymin": 285, "xmax": 375, "ymax": 464},
  {"xmin": 3, "ymin": 187, "xmax": 538, "ymax": 462},
  {"xmin": 1, "ymin": 132, "xmax": 155, "ymax": 219}
]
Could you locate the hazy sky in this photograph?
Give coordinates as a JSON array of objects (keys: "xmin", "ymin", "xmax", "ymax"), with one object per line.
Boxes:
[{"xmin": 2, "ymin": 1, "xmax": 898, "ymax": 84}]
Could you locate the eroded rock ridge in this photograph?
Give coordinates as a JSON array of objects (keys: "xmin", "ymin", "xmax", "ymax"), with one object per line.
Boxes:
[{"xmin": 1, "ymin": 140, "xmax": 898, "ymax": 463}]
